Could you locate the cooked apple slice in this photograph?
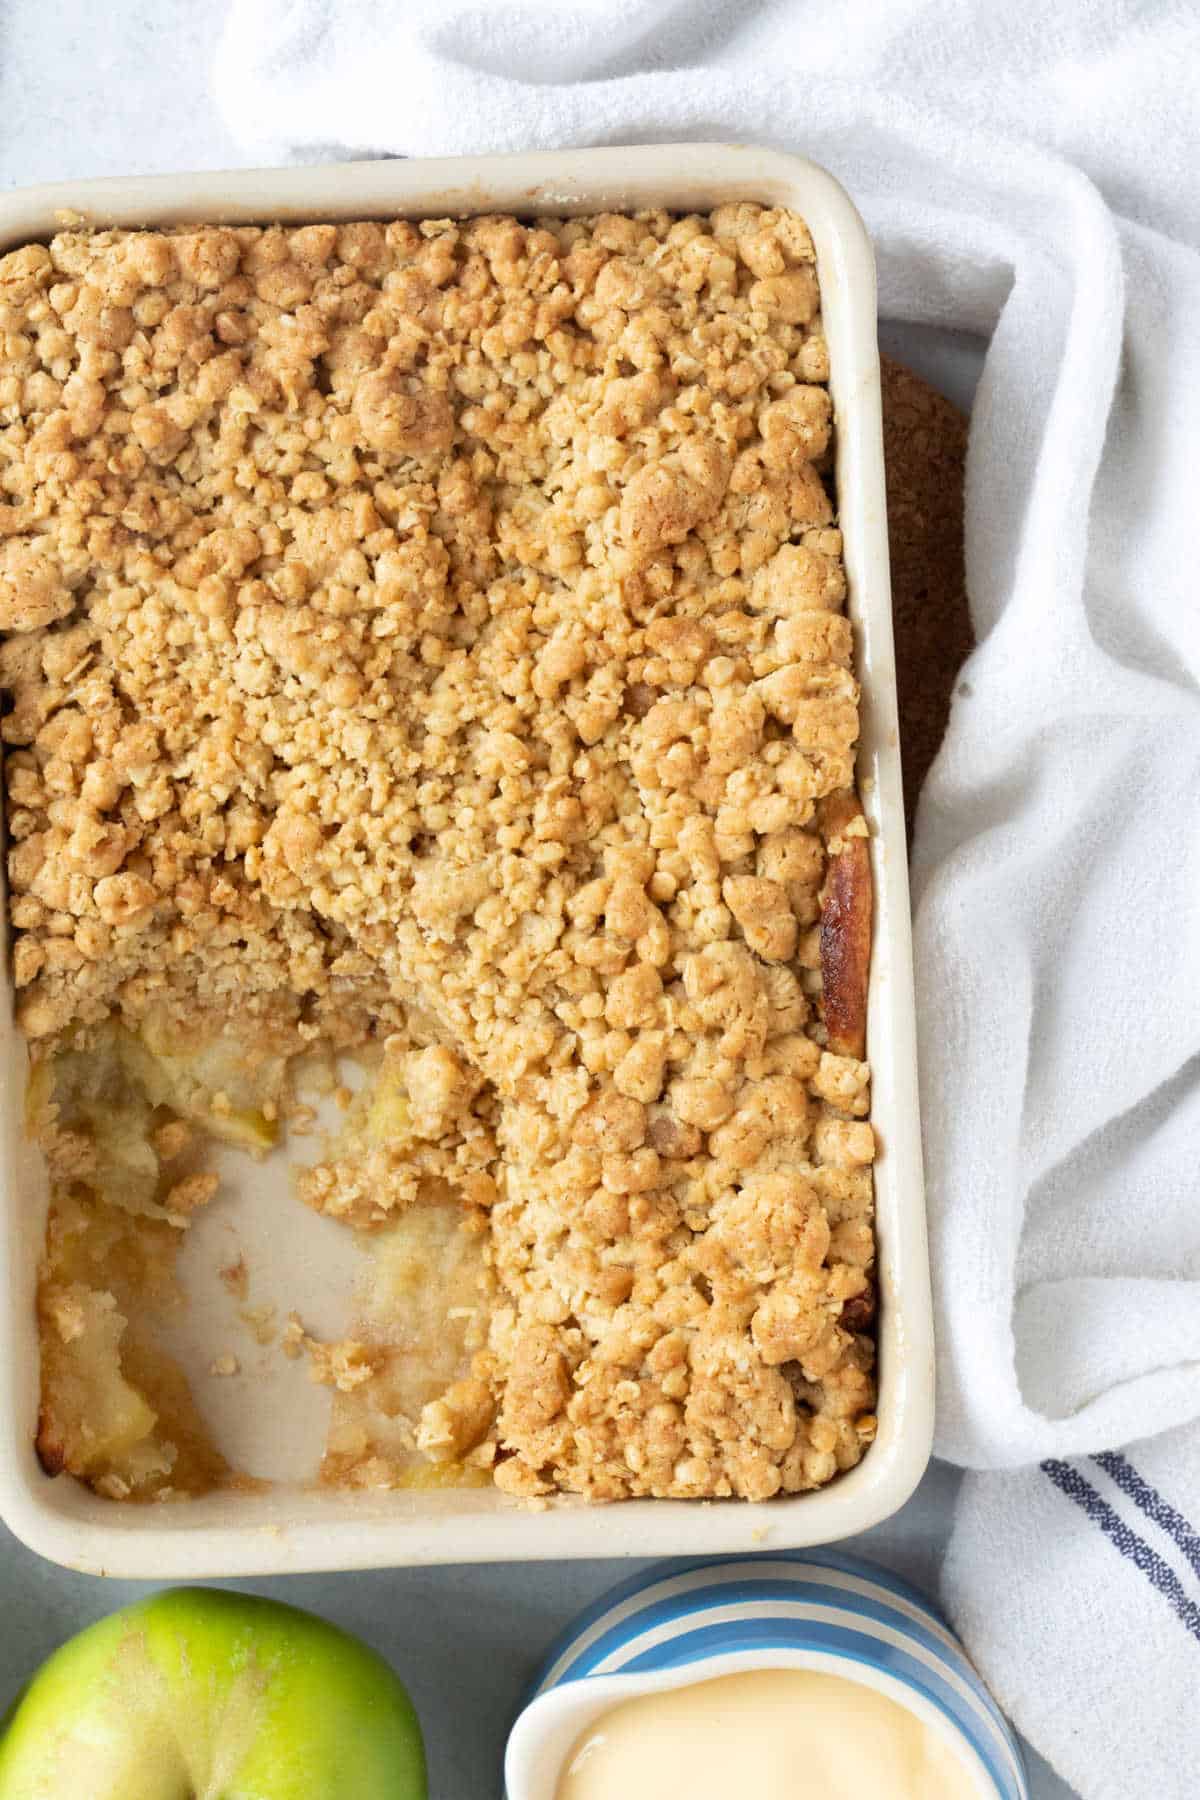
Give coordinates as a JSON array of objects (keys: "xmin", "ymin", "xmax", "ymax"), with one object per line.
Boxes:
[
  {"xmin": 118, "ymin": 1020, "xmax": 282, "ymax": 1154},
  {"xmin": 36, "ymin": 1282, "xmax": 160, "ymax": 1481},
  {"xmin": 818, "ymin": 787, "xmax": 873, "ymax": 1060},
  {"xmin": 364, "ymin": 1056, "xmax": 415, "ymax": 1149}
]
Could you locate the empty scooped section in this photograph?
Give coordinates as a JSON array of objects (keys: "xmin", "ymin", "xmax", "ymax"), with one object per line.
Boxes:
[
  {"xmin": 161, "ymin": 1103, "xmax": 362, "ymax": 1485},
  {"xmin": 32, "ymin": 1028, "xmax": 492, "ymax": 1499}
]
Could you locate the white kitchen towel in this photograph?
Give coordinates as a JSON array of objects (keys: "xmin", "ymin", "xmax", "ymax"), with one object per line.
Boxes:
[{"xmin": 213, "ymin": 5, "xmax": 1200, "ymax": 1794}]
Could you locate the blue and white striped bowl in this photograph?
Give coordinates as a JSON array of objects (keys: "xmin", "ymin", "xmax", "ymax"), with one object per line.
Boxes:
[{"xmin": 505, "ymin": 1551, "xmax": 1028, "ymax": 1799}]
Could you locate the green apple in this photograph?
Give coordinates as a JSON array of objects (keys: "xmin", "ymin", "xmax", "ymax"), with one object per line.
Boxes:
[{"xmin": 0, "ymin": 1587, "xmax": 426, "ymax": 1799}]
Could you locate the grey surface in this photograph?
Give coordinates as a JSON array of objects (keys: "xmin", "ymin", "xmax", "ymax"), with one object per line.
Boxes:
[
  {"xmin": 1, "ymin": 1464, "xmax": 1075, "ymax": 1800},
  {"xmin": 0, "ymin": 3, "xmax": 1077, "ymax": 1795}
]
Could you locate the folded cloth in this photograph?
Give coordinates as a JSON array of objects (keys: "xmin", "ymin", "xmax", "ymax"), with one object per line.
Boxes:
[
  {"xmin": 944, "ymin": 1432, "xmax": 1200, "ymax": 1799},
  {"xmin": 214, "ymin": 5, "xmax": 1200, "ymax": 1793}
]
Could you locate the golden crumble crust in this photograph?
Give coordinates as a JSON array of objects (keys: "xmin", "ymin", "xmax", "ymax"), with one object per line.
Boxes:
[{"xmin": 3, "ymin": 202, "xmax": 875, "ymax": 1504}]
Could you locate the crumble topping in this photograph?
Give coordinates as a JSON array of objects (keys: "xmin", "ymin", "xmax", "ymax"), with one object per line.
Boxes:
[{"xmin": 2, "ymin": 203, "xmax": 875, "ymax": 1504}]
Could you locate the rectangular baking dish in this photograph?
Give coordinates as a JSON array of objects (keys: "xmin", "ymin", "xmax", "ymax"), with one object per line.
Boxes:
[{"xmin": 0, "ymin": 143, "xmax": 933, "ymax": 1576}]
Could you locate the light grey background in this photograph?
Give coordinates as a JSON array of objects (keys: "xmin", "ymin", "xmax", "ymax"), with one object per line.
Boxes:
[{"xmin": 0, "ymin": 4, "xmax": 1076, "ymax": 1795}]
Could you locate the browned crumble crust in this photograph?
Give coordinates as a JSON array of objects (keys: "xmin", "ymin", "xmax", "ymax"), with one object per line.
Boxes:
[{"xmin": 2, "ymin": 203, "xmax": 875, "ymax": 1504}]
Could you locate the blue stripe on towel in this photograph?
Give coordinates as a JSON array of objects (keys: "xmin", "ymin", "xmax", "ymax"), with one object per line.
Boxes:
[
  {"xmin": 1042, "ymin": 1458, "xmax": 1200, "ymax": 1645},
  {"xmin": 1092, "ymin": 1451, "xmax": 1200, "ymax": 1582}
]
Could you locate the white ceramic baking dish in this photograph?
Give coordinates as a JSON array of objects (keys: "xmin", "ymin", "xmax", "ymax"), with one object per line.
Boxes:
[{"xmin": 0, "ymin": 144, "xmax": 932, "ymax": 1577}]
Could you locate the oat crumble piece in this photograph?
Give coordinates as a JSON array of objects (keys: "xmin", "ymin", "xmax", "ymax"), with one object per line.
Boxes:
[
  {"xmin": 3, "ymin": 203, "xmax": 875, "ymax": 1504},
  {"xmin": 219, "ymin": 1255, "xmax": 249, "ymax": 1302},
  {"xmin": 304, "ymin": 1336, "xmax": 381, "ymax": 1393},
  {"xmin": 239, "ymin": 1304, "xmax": 278, "ymax": 1347}
]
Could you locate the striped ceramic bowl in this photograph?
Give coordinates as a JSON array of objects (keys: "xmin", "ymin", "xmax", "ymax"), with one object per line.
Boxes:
[{"xmin": 505, "ymin": 1550, "xmax": 1028, "ymax": 1799}]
